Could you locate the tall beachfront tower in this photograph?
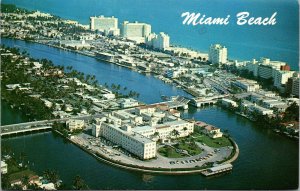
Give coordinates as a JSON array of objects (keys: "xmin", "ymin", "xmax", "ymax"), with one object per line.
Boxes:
[
  {"xmin": 90, "ymin": 16, "xmax": 119, "ymax": 35},
  {"xmin": 120, "ymin": 21, "xmax": 151, "ymax": 43},
  {"xmin": 209, "ymin": 44, "xmax": 228, "ymax": 65},
  {"xmin": 146, "ymin": 32, "xmax": 170, "ymax": 50}
]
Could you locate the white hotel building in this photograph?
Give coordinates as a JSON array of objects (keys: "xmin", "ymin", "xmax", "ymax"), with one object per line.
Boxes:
[
  {"xmin": 66, "ymin": 119, "xmax": 85, "ymax": 132},
  {"xmin": 92, "ymin": 115, "xmax": 156, "ymax": 160},
  {"xmin": 90, "ymin": 16, "xmax": 120, "ymax": 36},
  {"xmin": 232, "ymin": 79, "xmax": 260, "ymax": 92},
  {"xmin": 208, "ymin": 44, "xmax": 227, "ymax": 65},
  {"xmin": 146, "ymin": 32, "xmax": 170, "ymax": 50},
  {"xmin": 273, "ymin": 70, "xmax": 295, "ymax": 88},
  {"xmin": 121, "ymin": 21, "xmax": 151, "ymax": 43},
  {"xmin": 92, "ymin": 105, "xmax": 194, "ymax": 159},
  {"xmin": 246, "ymin": 58, "xmax": 287, "ymax": 80}
]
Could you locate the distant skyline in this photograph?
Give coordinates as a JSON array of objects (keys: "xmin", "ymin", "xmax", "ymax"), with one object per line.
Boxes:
[{"xmin": 2, "ymin": 0, "xmax": 299, "ymax": 70}]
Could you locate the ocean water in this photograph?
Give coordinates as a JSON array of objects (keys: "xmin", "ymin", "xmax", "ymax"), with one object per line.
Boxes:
[{"xmin": 2, "ymin": 0, "xmax": 299, "ymax": 70}]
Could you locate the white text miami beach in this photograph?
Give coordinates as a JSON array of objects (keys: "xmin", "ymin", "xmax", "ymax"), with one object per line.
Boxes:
[{"xmin": 181, "ymin": 12, "xmax": 277, "ymax": 26}]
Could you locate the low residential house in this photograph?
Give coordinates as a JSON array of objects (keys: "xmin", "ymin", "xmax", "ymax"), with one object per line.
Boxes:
[
  {"xmin": 40, "ymin": 182, "xmax": 56, "ymax": 190},
  {"xmin": 6, "ymin": 84, "xmax": 21, "ymax": 90},
  {"xmin": 9, "ymin": 171, "xmax": 39, "ymax": 188},
  {"xmin": 64, "ymin": 104, "xmax": 73, "ymax": 112},
  {"xmin": 52, "ymin": 111, "xmax": 71, "ymax": 118},
  {"xmin": 41, "ymin": 99, "xmax": 53, "ymax": 108},
  {"xmin": 102, "ymin": 93, "xmax": 116, "ymax": 100},
  {"xmin": 66, "ymin": 119, "xmax": 85, "ymax": 132},
  {"xmin": 241, "ymin": 100, "xmax": 273, "ymax": 116},
  {"xmin": 280, "ymin": 121, "xmax": 299, "ymax": 134},
  {"xmin": 119, "ymin": 98, "xmax": 139, "ymax": 108},
  {"xmin": 221, "ymin": 98, "xmax": 238, "ymax": 108},
  {"xmin": 195, "ymin": 121, "xmax": 223, "ymax": 139},
  {"xmin": 249, "ymin": 104, "xmax": 274, "ymax": 116},
  {"xmin": 1, "ymin": 161, "xmax": 7, "ymax": 174},
  {"xmin": 29, "ymin": 175, "xmax": 41, "ymax": 186},
  {"xmin": 169, "ymin": 109, "xmax": 181, "ymax": 118}
]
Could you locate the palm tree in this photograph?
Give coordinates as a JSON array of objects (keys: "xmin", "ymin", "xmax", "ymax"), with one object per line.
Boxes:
[
  {"xmin": 27, "ymin": 183, "xmax": 40, "ymax": 190},
  {"xmin": 11, "ymin": 184, "xmax": 23, "ymax": 190},
  {"xmin": 43, "ymin": 169, "xmax": 51, "ymax": 180},
  {"xmin": 174, "ymin": 130, "xmax": 180, "ymax": 138},
  {"xmin": 66, "ymin": 66, "xmax": 73, "ymax": 71},
  {"xmin": 21, "ymin": 175, "xmax": 30, "ymax": 188},
  {"xmin": 170, "ymin": 129, "xmax": 180, "ymax": 138},
  {"xmin": 111, "ymin": 83, "xmax": 116, "ymax": 90},
  {"xmin": 1, "ymin": 174, "xmax": 10, "ymax": 190},
  {"xmin": 19, "ymin": 152, "xmax": 27, "ymax": 168},
  {"xmin": 153, "ymin": 132, "xmax": 160, "ymax": 139},
  {"xmin": 72, "ymin": 175, "xmax": 89, "ymax": 190},
  {"xmin": 116, "ymin": 84, "xmax": 121, "ymax": 91},
  {"xmin": 48, "ymin": 170, "xmax": 60, "ymax": 186}
]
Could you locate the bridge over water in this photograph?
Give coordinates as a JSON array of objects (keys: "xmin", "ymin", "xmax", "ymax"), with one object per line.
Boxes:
[{"xmin": 0, "ymin": 114, "xmax": 102, "ymax": 136}]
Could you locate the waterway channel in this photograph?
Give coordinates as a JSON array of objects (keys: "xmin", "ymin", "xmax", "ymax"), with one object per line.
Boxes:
[{"xmin": 1, "ymin": 38, "xmax": 298, "ymax": 189}]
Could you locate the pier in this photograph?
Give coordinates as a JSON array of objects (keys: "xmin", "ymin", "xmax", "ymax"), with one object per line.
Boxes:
[{"xmin": 201, "ymin": 163, "xmax": 233, "ymax": 176}]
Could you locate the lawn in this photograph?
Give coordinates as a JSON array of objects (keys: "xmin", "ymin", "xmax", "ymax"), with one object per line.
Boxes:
[
  {"xmin": 158, "ymin": 146, "xmax": 184, "ymax": 158},
  {"xmin": 8, "ymin": 169, "xmax": 37, "ymax": 183},
  {"xmin": 193, "ymin": 133, "xmax": 232, "ymax": 148},
  {"xmin": 158, "ymin": 141, "xmax": 202, "ymax": 158},
  {"xmin": 175, "ymin": 142, "xmax": 202, "ymax": 156}
]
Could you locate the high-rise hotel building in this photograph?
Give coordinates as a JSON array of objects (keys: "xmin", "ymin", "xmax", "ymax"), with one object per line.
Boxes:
[
  {"xmin": 90, "ymin": 16, "xmax": 119, "ymax": 35},
  {"xmin": 208, "ymin": 44, "xmax": 228, "ymax": 65},
  {"xmin": 146, "ymin": 32, "xmax": 170, "ymax": 50},
  {"xmin": 121, "ymin": 21, "xmax": 151, "ymax": 43}
]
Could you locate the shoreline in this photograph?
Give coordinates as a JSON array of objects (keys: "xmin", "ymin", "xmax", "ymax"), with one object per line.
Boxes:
[
  {"xmin": 52, "ymin": 130, "xmax": 239, "ymax": 175},
  {"xmin": 2, "ymin": 38, "xmax": 297, "ymax": 142},
  {"xmin": 2, "ymin": 37, "xmax": 198, "ymax": 98}
]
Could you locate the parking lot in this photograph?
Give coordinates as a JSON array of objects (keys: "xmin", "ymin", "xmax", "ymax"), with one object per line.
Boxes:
[{"xmin": 72, "ymin": 133, "xmax": 233, "ymax": 169}]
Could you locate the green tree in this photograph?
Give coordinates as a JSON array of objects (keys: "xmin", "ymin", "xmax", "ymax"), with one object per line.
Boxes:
[
  {"xmin": 284, "ymin": 102, "xmax": 299, "ymax": 122},
  {"xmin": 21, "ymin": 175, "xmax": 30, "ymax": 188},
  {"xmin": 72, "ymin": 175, "xmax": 89, "ymax": 190},
  {"xmin": 1, "ymin": 174, "xmax": 10, "ymax": 189}
]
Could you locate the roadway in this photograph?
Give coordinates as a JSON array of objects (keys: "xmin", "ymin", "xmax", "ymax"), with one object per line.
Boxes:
[{"xmin": 0, "ymin": 113, "xmax": 103, "ymax": 136}]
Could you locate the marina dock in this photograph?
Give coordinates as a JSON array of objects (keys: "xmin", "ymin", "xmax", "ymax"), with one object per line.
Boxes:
[{"xmin": 201, "ymin": 163, "xmax": 233, "ymax": 176}]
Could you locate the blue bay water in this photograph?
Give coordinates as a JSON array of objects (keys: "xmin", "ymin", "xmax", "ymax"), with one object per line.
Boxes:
[
  {"xmin": 1, "ymin": 38, "xmax": 192, "ymax": 104},
  {"xmin": 2, "ymin": 0, "xmax": 299, "ymax": 70},
  {"xmin": 1, "ymin": 38, "xmax": 298, "ymax": 190}
]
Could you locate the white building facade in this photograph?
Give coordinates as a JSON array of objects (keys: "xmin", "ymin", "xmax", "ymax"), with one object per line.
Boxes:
[
  {"xmin": 121, "ymin": 21, "xmax": 151, "ymax": 43},
  {"xmin": 146, "ymin": 32, "xmax": 170, "ymax": 50},
  {"xmin": 209, "ymin": 44, "xmax": 227, "ymax": 64},
  {"xmin": 273, "ymin": 70, "xmax": 294, "ymax": 88},
  {"xmin": 90, "ymin": 16, "xmax": 119, "ymax": 35},
  {"xmin": 92, "ymin": 116, "xmax": 156, "ymax": 160},
  {"xmin": 66, "ymin": 119, "xmax": 85, "ymax": 132},
  {"xmin": 1, "ymin": 161, "xmax": 7, "ymax": 174},
  {"xmin": 291, "ymin": 78, "xmax": 299, "ymax": 97},
  {"xmin": 232, "ymin": 79, "xmax": 260, "ymax": 92},
  {"xmin": 92, "ymin": 106, "xmax": 194, "ymax": 159}
]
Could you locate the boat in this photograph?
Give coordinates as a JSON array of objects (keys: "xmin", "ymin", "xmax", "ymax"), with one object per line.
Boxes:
[
  {"xmin": 201, "ymin": 163, "xmax": 233, "ymax": 176},
  {"xmin": 94, "ymin": 52, "xmax": 115, "ymax": 63},
  {"xmin": 273, "ymin": 129, "xmax": 280, "ymax": 133},
  {"xmin": 161, "ymin": 95, "xmax": 170, "ymax": 101}
]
